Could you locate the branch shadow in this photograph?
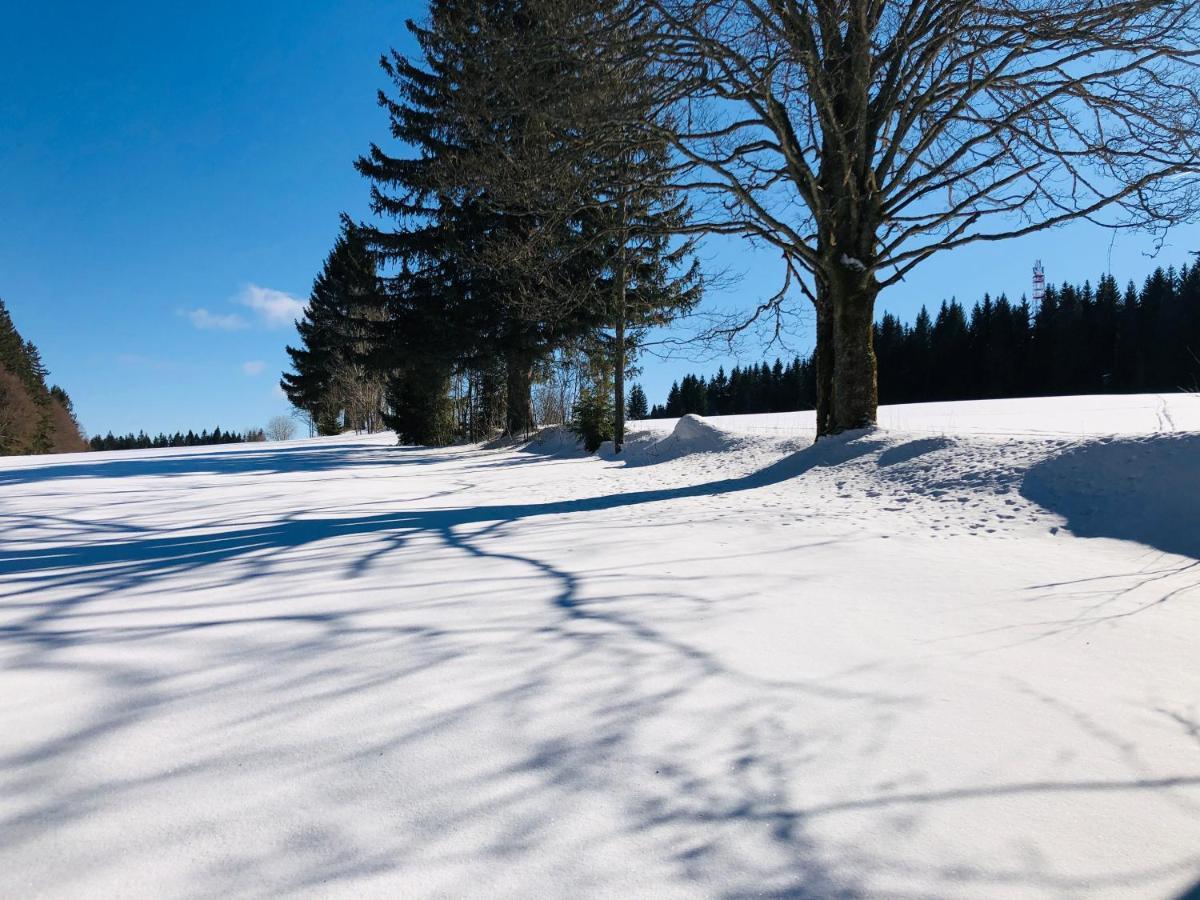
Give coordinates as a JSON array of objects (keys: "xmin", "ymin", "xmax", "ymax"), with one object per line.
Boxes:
[
  {"xmin": 3, "ymin": 433, "xmax": 1200, "ymax": 897},
  {"xmin": 0, "ymin": 432, "xmax": 884, "ymax": 608},
  {"xmin": 0, "ymin": 434, "xmax": 900, "ymax": 896},
  {"xmin": 0, "ymin": 440, "xmax": 461, "ymax": 486}
]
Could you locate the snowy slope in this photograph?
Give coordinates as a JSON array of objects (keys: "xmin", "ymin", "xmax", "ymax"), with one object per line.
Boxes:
[{"xmin": 1, "ymin": 395, "xmax": 1198, "ymax": 899}]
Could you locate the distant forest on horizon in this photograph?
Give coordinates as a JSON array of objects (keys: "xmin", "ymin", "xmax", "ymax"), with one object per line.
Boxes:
[{"xmin": 647, "ymin": 261, "xmax": 1200, "ymax": 419}]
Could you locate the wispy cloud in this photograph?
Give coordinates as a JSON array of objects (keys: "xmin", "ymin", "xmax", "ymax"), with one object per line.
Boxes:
[
  {"xmin": 236, "ymin": 284, "xmax": 305, "ymax": 329},
  {"xmin": 242, "ymin": 360, "xmax": 266, "ymax": 376},
  {"xmin": 181, "ymin": 308, "xmax": 250, "ymax": 331},
  {"xmin": 180, "ymin": 284, "xmax": 305, "ymax": 333}
]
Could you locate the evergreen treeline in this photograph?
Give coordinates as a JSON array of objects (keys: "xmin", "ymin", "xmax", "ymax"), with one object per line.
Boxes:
[
  {"xmin": 651, "ymin": 263, "xmax": 1200, "ymax": 416},
  {"xmin": 0, "ymin": 298, "xmax": 88, "ymax": 456},
  {"xmin": 649, "ymin": 358, "xmax": 816, "ymax": 418},
  {"xmin": 88, "ymin": 427, "xmax": 262, "ymax": 452},
  {"xmin": 875, "ymin": 267, "xmax": 1200, "ymax": 403}
]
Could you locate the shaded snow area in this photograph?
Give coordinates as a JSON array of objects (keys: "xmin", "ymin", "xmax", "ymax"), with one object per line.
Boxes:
[{"xmin": 1, "ymin": 396, "xmax": 1199, "ymax": 899}]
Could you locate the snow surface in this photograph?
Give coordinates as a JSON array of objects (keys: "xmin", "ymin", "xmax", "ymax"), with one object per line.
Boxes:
[
  {"xmin": 631, "ymin": 392, "xmax": 1200, "ymax": 439},
  {"xmin": 1, "ymin": 394, "xmax": 1199, "ymax": 898}
]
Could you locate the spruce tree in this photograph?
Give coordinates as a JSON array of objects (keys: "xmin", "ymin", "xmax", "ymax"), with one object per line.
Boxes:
[
  {"xmin": 359, "ymin": 0, "xmax": 700, "ymax": 442},
  {"xmin": 587, "ymin": 139, "xmax": 702, "ymax": 451},
  {"xmin": 376, "ymin": 261, "xmax": 457, "ymax": 445},
  {"xmin": 626, "ymin": 384, "xmax": 649, "ymax": 421},
  {"xmin": 282, "ymin": 218, "xmax": 388, "ymax": 434},
  {"xmin": 546, "ymin": 11, "xmax": 703, "ymax": 452},
  {"xmin": 357, "ymin": 0, "xmax": 597, "ymax": 437}
]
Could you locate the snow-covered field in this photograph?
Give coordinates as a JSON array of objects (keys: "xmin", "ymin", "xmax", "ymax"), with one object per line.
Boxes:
[
  {"xmin": 630, "ymin": 392, "xmax": 1200, "ymax": 438},
  {"xmin": 2, "ymin": 395, "xmax": 1199, "ymax": 899}
]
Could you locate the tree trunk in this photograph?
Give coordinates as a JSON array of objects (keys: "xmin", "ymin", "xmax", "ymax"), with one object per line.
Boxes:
[
  {"xmin": 829, "ymin": 274, "xmax": 879, "ymax": 432},
  {"xmin": 613, "ymin": 240, "xmax": 627, "ymax": 453},
  {"xmin": 467, "ymin": 372, "xmax": 475, "ymax": 442},
  {"xmin": 814, "ymin": 295, "xmax": 834, "ymax": 439},
  {"xmin": 505, "ymin": 349, "xmax": 535, "ymax": 436},
  {"xmin": 614, "ymin": 317, "xmax": 626, "ymax": 452}
]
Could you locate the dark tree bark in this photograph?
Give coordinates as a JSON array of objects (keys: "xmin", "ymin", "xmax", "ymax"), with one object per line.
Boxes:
[
  {"xmin": 613, "ymin": 240, "xmax": 627, "ymax": 452},
  {"xmin": 813, "ymin": 298, "xmax": 834, "ymax": 438},
  {"xmin": 828, "ymin": 270, "xmax": 879, "ymax": 431},
  {"xmin": 505, "ymin": 348, "xmax": 536, "ymax": 436}
]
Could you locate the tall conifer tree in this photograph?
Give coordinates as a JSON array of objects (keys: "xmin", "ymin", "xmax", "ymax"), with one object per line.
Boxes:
[
  {"xmin": 357, "ymin": 0, "xmax": 587, "ymax": 436},
  {"xmin": 282, "ymin": 218, "xmax": 388, "ymax": 434}
]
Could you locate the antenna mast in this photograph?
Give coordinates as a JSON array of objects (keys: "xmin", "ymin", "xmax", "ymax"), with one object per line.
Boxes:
[{"xmin": 1033, "ymin": 260, "xmax": 1046, "ymax": 308}]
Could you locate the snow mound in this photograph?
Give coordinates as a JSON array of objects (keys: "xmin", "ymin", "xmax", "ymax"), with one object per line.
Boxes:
[
  {"xmin": 1022, "ymin": 433, "xmax": 1200, "ymax": 557},
  {"xmin": 605, "ymin": 413, "xmax": 748, "ymax": 464},
  {"xmin": 663, "ymin": 413, "xmax": 734, "ymax": 453},
  {"xmin": 518, "ymin": 425, "xmax": 585, "ymax": 456}
]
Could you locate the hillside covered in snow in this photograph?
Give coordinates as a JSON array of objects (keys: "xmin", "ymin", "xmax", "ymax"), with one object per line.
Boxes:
[{"xmin": 1, "ymin": 395, "xmax": 1199, "ymax": 898}]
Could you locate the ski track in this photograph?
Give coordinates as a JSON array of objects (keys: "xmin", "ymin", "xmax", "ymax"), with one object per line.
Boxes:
[{"xmin": 0, "ymin": 395, "xmax": 1198, "ymax": 899}]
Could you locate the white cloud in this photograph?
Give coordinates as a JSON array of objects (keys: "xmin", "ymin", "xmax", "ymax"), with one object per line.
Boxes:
[
  {"xmin": 236, "ymin": 284, "xmax": 305, "ymax": 329},
  {"xmin": 242, "ymin": 360, "xmax": 266, "ymax": 376},
  {"xmin": 180, "ymin": 284, "xmax": 304, "ymax": 334},
  {"xmin": 182, "ymin": 308, "xmax": 249, "ymax": 331}
]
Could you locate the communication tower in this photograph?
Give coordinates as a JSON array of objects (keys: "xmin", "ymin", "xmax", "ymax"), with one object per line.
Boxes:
[{"xmin": 1033, "ymin": 260, "xmax": 1046, "ymax": 308}]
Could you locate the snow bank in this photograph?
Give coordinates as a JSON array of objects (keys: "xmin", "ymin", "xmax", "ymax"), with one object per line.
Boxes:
[
  {"xmin": 1023, "ymin": 432, "xmax": 1200, "ymax": 557},
  {"xmin": 601, "ymin": 413, "xmax": 747, "ymax": 465},
  {"xmin": 666, "ymin": 412, "xmax": 736, "ymax": 452},
  {"xmin": 516, "ymin": 425, "xmax": 585, "ymax": 456}
]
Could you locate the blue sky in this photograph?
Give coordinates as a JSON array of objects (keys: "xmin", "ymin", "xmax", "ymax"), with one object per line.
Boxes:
[{"xmin": 2, "ymin": 2, "xmax": 1198, "ymax": 437}]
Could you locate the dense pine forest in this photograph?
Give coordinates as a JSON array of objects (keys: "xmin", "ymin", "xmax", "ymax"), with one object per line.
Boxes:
[
  {"xmin": 0, "ymin": 298, "xmax": 87, "ymax": 456},
  {"xmin": 649, "ymin": 263, "xmax": 1200, "ymax": 418}
]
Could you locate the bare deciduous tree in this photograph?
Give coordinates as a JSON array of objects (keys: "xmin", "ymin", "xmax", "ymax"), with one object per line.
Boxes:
[
  {"xmin": 265, "ymin": 415, "xmax": 298, "ymax": 442},
  {"xmin": 533, "ymin": 348, "xmax": 585, "ymax": 427},
  {"xmin": 645, "ymin": 0, "xmax": 1200, "ymax": 433}
]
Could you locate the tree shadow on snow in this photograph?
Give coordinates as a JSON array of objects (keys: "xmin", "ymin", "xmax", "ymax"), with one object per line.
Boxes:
[
  {"xmin": 0, "ymin": 440, "xmax": 459, "ymax": 486},
  {"xmin": 876, "ymin": 436, "xmax": 952, "ymax": 467},
  {"xmin": 0, "ymin": 431, "xmax": 887, "ymax": 601},
  {"xmin": 1021, "ymin": 433, "xmax": 1200, "ymax": 559},
  {"xmin": 0, "ymin": 436, "xmax": 897, "ymax": 897},
  {"xmin": 3, "ymin": 432, "xmax": 1199, "ymax": 898}
]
